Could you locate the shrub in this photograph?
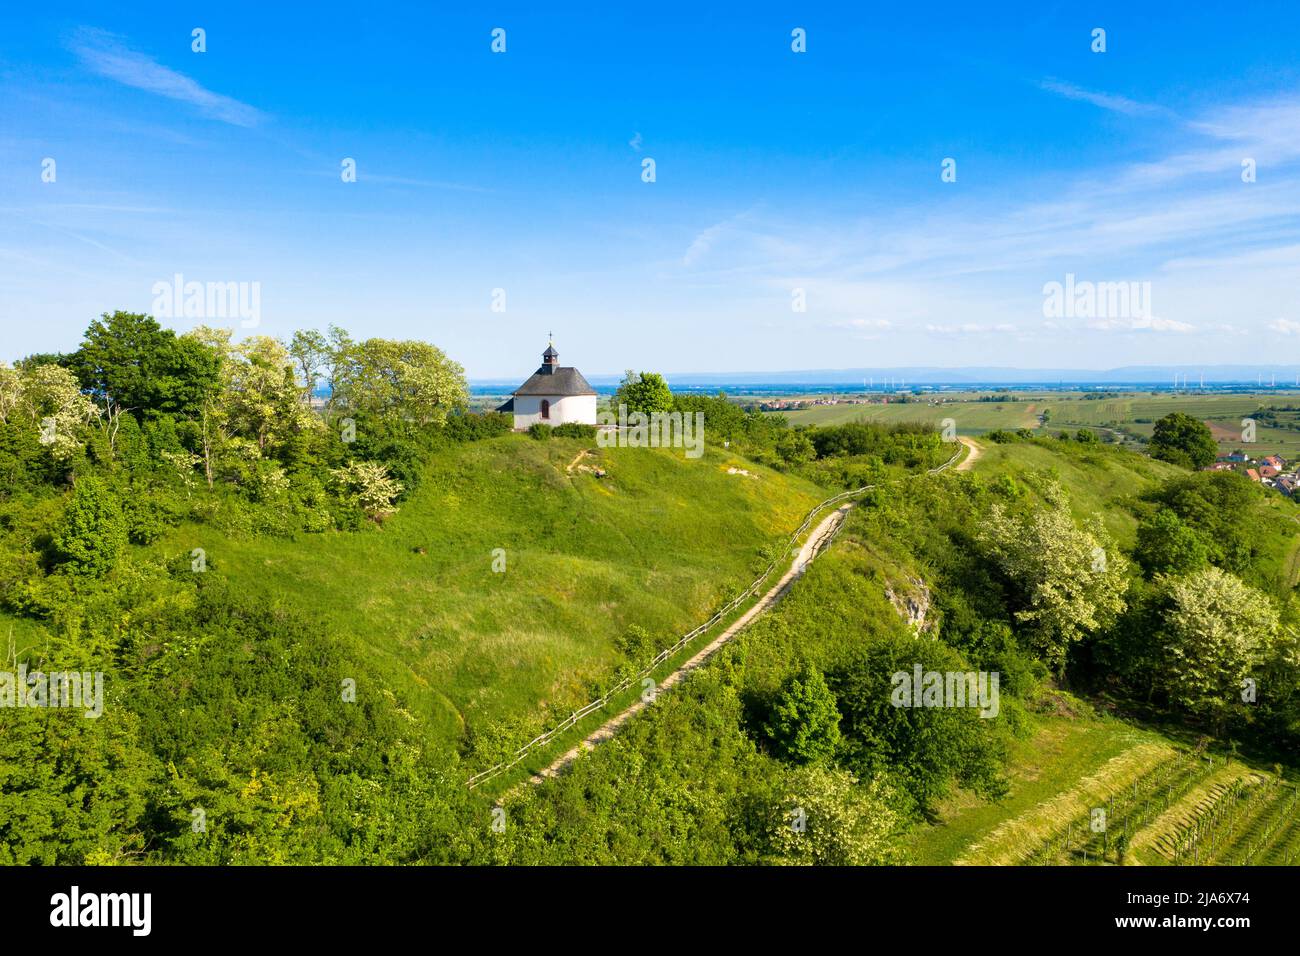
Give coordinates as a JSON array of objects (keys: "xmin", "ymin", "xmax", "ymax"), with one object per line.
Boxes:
[
  {"xmin": 527, "ymin": 423, "xmax": 553, "ymax": 440},
  {"xmin": 763, "ymin": 664, "xmax": 842, "ymax": 765},
  {"xmin": 329, "ymin": 461, "xmax": 403, "ymax": 521},
  {"xmin": 551, "ymin": 422, "xmax": 596, "ymax": 439},
  {"xmin": 445, "ymin": 411, "xmax": 513, "ymax": 442},
  {"xmin": 121, "ymin": 491, "xmax": 182, "ymax": 545},
  {"xmin": 54, "ymin": 476, "xmax": 127, "ymax": 576}
]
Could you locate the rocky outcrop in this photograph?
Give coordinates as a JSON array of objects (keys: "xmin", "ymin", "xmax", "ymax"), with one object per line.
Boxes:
[{"xmin": 886, "ymin": 575, "xmax": 932, "ymax": 632}]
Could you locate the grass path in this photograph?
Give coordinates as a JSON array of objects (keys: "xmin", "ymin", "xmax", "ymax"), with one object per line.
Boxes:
[{"xmin": 956, "ymin": 436, "xmax": 981, "ymax": 471}]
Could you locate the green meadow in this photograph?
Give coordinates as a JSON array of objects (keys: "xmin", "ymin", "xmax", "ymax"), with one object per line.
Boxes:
[{"xmin": 149, "ymin": 434, "xmax": 828, "ymax": 751}]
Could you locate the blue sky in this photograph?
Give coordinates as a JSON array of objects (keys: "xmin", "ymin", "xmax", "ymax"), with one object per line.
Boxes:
[{"xmin": 2, "ymin": 1, "xmax": 1299, "ymax": 379}]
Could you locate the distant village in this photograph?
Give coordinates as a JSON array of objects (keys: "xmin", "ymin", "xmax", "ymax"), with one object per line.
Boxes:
[
  {"xmin": 759, "ymin": 395, "xmax": 916, "ymax": 411},
  {"xmin": 1206, "ymin": 451, "xmax": 1299, "ymax": 497}
]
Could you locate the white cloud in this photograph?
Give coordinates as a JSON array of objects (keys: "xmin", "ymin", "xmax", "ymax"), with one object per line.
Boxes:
[
  {"xmin": 671, "ymin": 92, "xmax": 1300, "ymax": 357},
  {"xmin": 69, "ymin": 27, "xmax": 264, "ymax": 127},
  {"xmin": 1269, "ymin": 319, "xmax": 1300, "ymax": 335},
  {"xmin": 925, "ymin": 322, "xmax": 1017, "ymax": 335},
  {"xmin": 1039, "ymin": 79, "xmax": 1164, "ymax": 117},
  {"xmin": 1085, "ymin": 315, "xmax": 1196, "ymax": 333}
]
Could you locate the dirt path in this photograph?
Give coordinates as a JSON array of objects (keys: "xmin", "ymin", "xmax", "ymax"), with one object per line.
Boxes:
[
  {"xmin": 530, "ymin": 503, "xmax": 853, "ymax": 784},
  {"xmin": 956, "ymin": 436, "xmax": 982, "ymax": 471}
]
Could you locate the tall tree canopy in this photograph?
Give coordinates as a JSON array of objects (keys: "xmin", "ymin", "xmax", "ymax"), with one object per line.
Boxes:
[
  {"xmin": 614, "ymin": 370, "xmax": 673, "ymax": 414},
  {"xmin": 331, "ymin": 338, "xmax": 468, "ymax": 426},
  {"xmin": 68, "ymin": 311, "xmax": 220, "ymax": 419},
  {"xmin": 1149, "ymin": 411, "xmax": 1218, "ymax": 469}
]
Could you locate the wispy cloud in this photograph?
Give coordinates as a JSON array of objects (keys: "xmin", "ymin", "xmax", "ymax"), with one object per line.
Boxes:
[
  {"xmin": 68, "ymin": 27, "xmax": 264, "ymax": 127},
  {"xmin": 356, "ymin": 172, "xmax": 492, "ymax": 193},
  {"xmin": 672, "ymin": 93, "xmax": 1300, "ymax": 347},
  {"xmin": 926, "ymin": 322, "xmax": 1018, "ymax": 335},
  {"xmin": 628, "ymin": 132, "xmax": 643, "ymax": 151},
  {"xmin": 1039, "ymin": 78, "xmax": 1165, "ymax": 117}
]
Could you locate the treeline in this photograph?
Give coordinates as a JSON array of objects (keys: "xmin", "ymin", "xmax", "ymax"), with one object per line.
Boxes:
[
  {"xmin": 1, "ymin": 312, "xmax": 505, "ymax": 536},
  {"xmin": 614, "ymin": 372, "xmax": 950, "ymax": 483}
]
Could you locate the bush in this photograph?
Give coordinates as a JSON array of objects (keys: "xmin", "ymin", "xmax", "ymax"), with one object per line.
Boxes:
[
  {"xmin": 527, "ymin": 423, "xmax": 553, "ymax": 440},
  {"xmin": 121, "ymin": 491, "xmax": 183, "ymax": 545},
  {"xmin": 763, "ymin": 664, "xmax": 842, "ymax": 765},
  {"xmin": 551, "ymin": 422, "xmax": 596, "ymax": 439},
  {"xmin": 53, "ymin": 477, "xmax": 126, "ymax": 576},
  {"xmin": 445, "ymin": 411, "xmax": 513, "ymax": 442}
]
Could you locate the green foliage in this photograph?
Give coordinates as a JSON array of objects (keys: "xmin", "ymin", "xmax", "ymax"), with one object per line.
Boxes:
[
  {"xmin": 830, "ymin": 633, "xmax": 1011, "ymax": 813},
  {"xmin": 526, "ymin": 422, "xmax": 552, "ymax": 440},
  {"xmin": 0, "ymin": 708, "xmax": 156, "ymax": 864},
  {"xmin": 762, "ymin": 664, "xmax": 842, "ymax": 765},
  {"xmin": 1154, "ymin": 567, "xmax": 1279, "ymax": 731},
  {"xmin": 614, "ymin": 370, "xmax": 673, "ymax": 414},
  {"xmin": 1148, "ymin": 472, "xmax": 1265, "ymax": 575},
  {"xmin": 808, "ymin": 421, "xmax": 942, "ymax": 464},
  {"xmin": 775, "ymin": 430, "xmax": 816, "ymax": 466},
  {"xmin": 1134, "ymin": 509, "xmax": 1208, "ymax": 576},
  {"xmin": 762, "ymin": 765, "xmax": 905, "ymax": 865},
  {"xmin": 53, "ymin": 477, "xmax": 126, "ymax": 576},
  {"xmin": 445, "ymin": 411, "xmax": 513, "ymax": 442},
  {"xmin": 329, "ymin": 461, "xmax": 403, "ymax": 521},
  {"xmin": 0, "ymin": 362, "xmax": 97, "ymax": 463},
  {"xmin": 978, "ymin": 480, "xmax": 1128, "ymax": 670},
  {"xmin": 332, "ymin": 337, "xmax": 468, "ymax": 427},
  {"xmin": 68, "ymin": 311, "xmax": 219, "ymax": 419},
  {"xmin": 551, "ymin": 422, "xmax": 596, "ymax": 439},
  {"xmin": 1149, "ymin": 411, "xmax": 1217, "ymax": 469},
  {"xmin": 614, "ymin": 623, "xmax": 659, "ymax": 662}
]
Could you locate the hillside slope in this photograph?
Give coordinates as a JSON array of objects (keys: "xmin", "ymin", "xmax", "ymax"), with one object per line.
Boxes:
[{"xmin": 151, "ymin": 434, "xmax": 829, "ymax": 750}]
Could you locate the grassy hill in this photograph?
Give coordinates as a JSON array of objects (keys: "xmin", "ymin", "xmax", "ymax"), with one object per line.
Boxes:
[
  {"xmin": 148, "ymin": 433, "xmax": 829, "ymax": 754},
  {"xmin": 971, "ymin": 439, "xmax": 1186, "ymax": 546},
  {"xmin": 488, "ymin": 437, "xmax": 1300, "ymax": 863}
]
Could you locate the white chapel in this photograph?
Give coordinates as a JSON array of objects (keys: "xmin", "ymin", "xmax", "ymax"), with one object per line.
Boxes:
[{"xmin": 496, "ymin": 339, "xmax": 598, "ymax": 430}]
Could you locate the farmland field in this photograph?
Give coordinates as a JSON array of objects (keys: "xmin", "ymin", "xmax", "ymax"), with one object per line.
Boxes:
[
  {"xmin": 776, "ymin": 396, "xmax": 1042, "ymax": 431},
  {"xmin": 912, "ymin": 710, "xmax": 1300, "ymax": 866},
  {"xmin": 773, "ymin": 391, "xmax": 1300, "ymax": 458}
]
